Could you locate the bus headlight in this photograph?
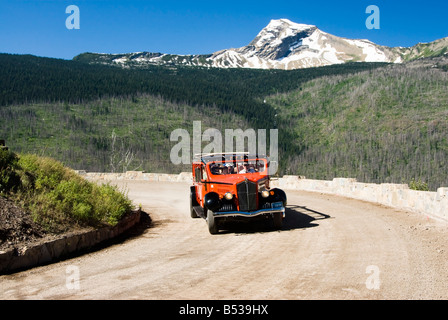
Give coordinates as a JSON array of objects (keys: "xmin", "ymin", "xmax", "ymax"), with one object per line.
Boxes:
[{"xmin": 224, "ymin": 192, "xmax": 233, "ymax": 200}]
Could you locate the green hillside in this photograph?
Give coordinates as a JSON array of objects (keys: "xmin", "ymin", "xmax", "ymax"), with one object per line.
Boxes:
[
  {"xmin": 0, "ymin": 95, "xmax": 251, "ymax": 173},
  {"xmin": 1, "ymin": 53, "xmax": 447, "ymax": 190},
  {"xmin": 395, "ymin": 37, "xmax": 448, "ymax": 61},
  {"xmin": 0, "ymin": 53, "xmax": 385, "ymax": 172}
]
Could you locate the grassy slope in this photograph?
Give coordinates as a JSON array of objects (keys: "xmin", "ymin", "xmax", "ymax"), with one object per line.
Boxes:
[{"xmin": 1, "ymin": 148, "xmax": 133, "ymax": 233}]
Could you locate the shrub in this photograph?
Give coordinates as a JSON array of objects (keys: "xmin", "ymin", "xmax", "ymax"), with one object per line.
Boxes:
[
  {"xmin": 19, "ymin": 154, "xmax": 70, "ymax": 190},
  {"xmin": 0, "ymin": 148, "xmax": 21, "ymax": 194},
  {"xmin": 91, "ymin": 183, "xmax": 133, "ymax": 225},
  {"xmin": 409, "ymin": 178, "xmax": 429, "ymax": 191}
]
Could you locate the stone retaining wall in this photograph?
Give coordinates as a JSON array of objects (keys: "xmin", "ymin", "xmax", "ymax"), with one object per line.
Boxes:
[
  {"xmin": 79, "ymin": 171, "xmax": 447, "ymax": 222},
  {"xmin": 0, "ymin": 209, "xmax": 141, "ymax": 274},
  {"xmin": 272, "ymin": 176, "xmax": 448, "ymax": 222},
  {"xmin": 78, "ymin": 170, "xmax": 192, "ymax": 183}
]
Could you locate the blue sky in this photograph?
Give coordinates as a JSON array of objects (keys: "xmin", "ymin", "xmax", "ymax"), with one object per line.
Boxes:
[{"xmin": 0, "ymin": 0, "xmax": 447, "ymax": 60}]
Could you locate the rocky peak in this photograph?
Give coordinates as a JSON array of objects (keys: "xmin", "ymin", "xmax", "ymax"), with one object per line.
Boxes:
[{"xmin": 247, "ymin": 19, "xmax": 318, "ymax": 60}]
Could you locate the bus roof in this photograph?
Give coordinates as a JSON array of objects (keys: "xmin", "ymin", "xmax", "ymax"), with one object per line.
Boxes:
[{"xmin": 193, "ymin": 152, "xmax": 268, "ymax": 164}]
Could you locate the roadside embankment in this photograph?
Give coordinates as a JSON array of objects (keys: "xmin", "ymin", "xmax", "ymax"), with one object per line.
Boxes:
[{"xmin": 0, "ymin": 209, "xmax": 141, "ymax": 274}]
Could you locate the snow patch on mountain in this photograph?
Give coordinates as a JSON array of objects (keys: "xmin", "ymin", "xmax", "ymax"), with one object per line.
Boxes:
[{"xmin": 206, "ymin": 19, "xmax": 395, "ymax": 70}]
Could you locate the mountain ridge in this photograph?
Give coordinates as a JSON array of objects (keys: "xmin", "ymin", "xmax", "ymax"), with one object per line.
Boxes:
[{"xmin": 74, "ymin": 18, "xmax": 448, "ymax": 70}]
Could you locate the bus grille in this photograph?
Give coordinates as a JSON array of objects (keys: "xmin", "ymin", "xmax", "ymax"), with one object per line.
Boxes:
[{"xmin": 237, "ymin": 179, "xmax": 257, "ymax": 211}]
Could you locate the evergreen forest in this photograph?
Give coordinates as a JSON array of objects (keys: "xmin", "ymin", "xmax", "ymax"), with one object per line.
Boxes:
[{"xmin": 1, "ymin": 53, "xmax": 447, "ymax": 190}]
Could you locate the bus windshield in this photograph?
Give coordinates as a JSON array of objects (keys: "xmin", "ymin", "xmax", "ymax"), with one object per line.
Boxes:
[{"xmin": 209, "ymin": 160, "xmax": 266, "ymax": 175}]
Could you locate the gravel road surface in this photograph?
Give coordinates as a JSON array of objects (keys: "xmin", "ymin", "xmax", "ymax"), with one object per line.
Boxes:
[{"xmin": 1, "ymin": 180, "xmax": 447, "ymax": 299}]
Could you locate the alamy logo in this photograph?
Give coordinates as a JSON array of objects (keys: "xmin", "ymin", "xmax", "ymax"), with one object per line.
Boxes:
[
  {"xmin": 170, "ymin": 121, "xmax": 279, "ymax": 174},
  {"xmin": 66, "ymin": 265, "xmax": 80, "ymax": 290},
  {"xmin": 365, "ymin": 265, "xmax": 381, "ymax": 290},
  {"xmin": 366, "ymin": 5, "xmax": 380, "ymax": 30},
  {"xmin": 66, "ymin": 5, "xmax": 80, "ymax": 30}
]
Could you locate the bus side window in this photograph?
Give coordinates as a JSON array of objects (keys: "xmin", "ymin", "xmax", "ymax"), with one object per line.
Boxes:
[
  {"xmin": 194, "ymin": 166, "xmax": 202, "ymax": 182},
  {"xmin": 201, "ymin": 165, "xmax": 208, "ymax": 180}
]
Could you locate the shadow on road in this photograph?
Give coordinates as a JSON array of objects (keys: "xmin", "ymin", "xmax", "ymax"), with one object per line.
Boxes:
[
  {"xmin": 122, "ymin": 206, "xmax": 332, "ymax": 237},
  {"xmin": 283, "ymin": 205, "xmax": 331, "ymax": 230},
  {"xmin": 119, "ymin": 211, "xmax": 153, "ymax": 239},
  {"xmin": 218, "ymin": 205, "xmax": 332, "ymax": 235}
]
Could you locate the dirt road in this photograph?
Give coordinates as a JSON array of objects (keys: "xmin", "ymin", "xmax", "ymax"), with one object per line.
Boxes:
[{"xmin": 1, "ymin": 180, "xmax": 447, "ymax": 299}]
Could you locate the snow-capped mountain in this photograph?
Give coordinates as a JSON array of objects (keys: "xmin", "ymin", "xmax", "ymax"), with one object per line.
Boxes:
[
  {"xmin": 210, "ymin": 19, "xmax": 399, "ymax": 69},
  {"xmin": 74, "ymin": 18, "xmax": 448, "ymax": 70}
]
